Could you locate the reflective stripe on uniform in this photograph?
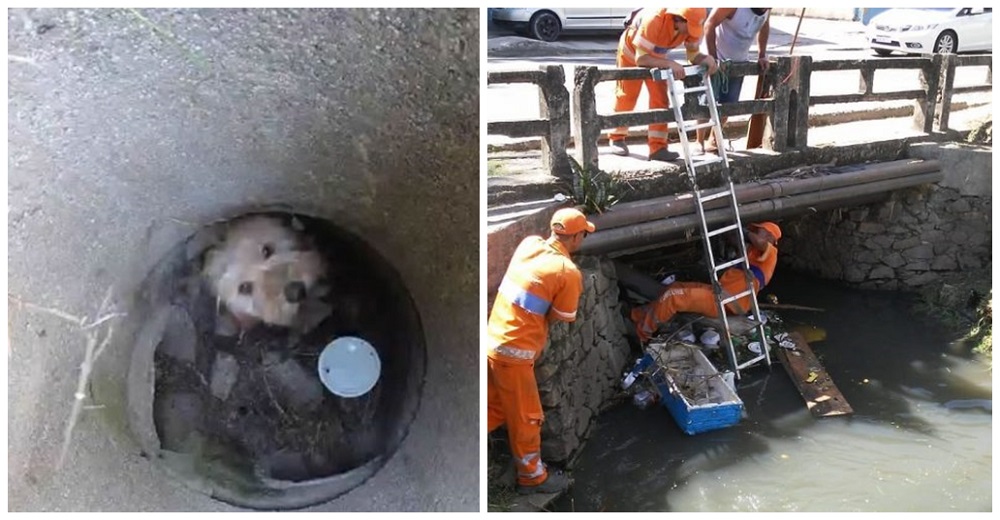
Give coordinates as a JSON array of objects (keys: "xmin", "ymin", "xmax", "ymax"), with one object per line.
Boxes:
[
  {"xmin": 499, "ymin": 278, "xmax": 551, "ymax": 316},
  {"xmin": 551, "ymin": 307, "xmax": 576, "ymax": 320},
  {"xmin": 748, "ymin": 264, "xmax": 766, "ymax": 289},
  {"xmin": 517, "ymin": 453, "xmax": 545, "ymax": 479},
  {"xmin": 633, "ymin": 34, "xmax": 666, "ymax": 57},
  {"xmin": 648, "ymin": 130, "xmax": 669, "ymax": 139},
  {"xmin": 490, "ymin": 344, "xmax": 537, "ymax": 361},
  {"xmin": 620, "ymin": 43, "xmax": 636, "ymax": 63}
]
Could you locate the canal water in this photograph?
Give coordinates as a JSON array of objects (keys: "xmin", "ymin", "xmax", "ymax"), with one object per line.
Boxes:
[{"xmin": 555, "ymin": 270, "xmax": 992, "ymax": 512}]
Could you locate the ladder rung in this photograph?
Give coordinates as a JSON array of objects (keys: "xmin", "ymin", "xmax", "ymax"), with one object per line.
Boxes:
[
  {"xmin": 681, "ymin": 120, "xmax": 717, "ymax": 132},
  {"xmin": 720, "ymin": 288, "xmax": 753, "ymax": 304},
  {"xmin": 681, "ymin": 85, "xmax": 708, "ymax": 94},
  {"xmin": 707, "ymin": 223, "xmax": 740, "ymax": 238},
  {"xmin": 691, "ymin": 156, "xmax": 724, "ymax": 169},
  {"xmin": 715, "ymin": 258, "xmax": 746, "ymax": 272},
  {"xmin": 737, "ymin": 353, "xmax": 768, "ymax": 370},
  {"xmin": 699, "ymin": 189, "xmax": 732, "ymax": 203}
]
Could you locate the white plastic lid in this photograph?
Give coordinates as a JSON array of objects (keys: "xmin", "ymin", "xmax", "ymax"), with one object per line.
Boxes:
[
  {"xmin": 700, "ymin": 329, "xmax": 720, "ymax": 346},
  {"xmin": 318, "ymin": 336, "xmax": 381, "ymax": 398}
]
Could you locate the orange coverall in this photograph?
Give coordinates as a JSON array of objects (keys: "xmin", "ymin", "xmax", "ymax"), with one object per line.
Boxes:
[
  {"xmin": 487, "ymin": 235, "xmax": 583, "ymax": 486},
  {"xmin": 631, "ymin": 240, "xmax": 778, "ymax": 343},
  {"xmin": 610, "ymin": 8, "xmax": 707, "ymax": 155}
]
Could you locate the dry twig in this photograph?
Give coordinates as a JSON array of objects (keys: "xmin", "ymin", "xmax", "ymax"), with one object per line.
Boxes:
[
  {"xmin": 9, "ymin": 287, "xmax": 127, "ymax": 470},
  {"xmin": 261, "ymin": 371, "xmax": 290, "ymax": 421}
]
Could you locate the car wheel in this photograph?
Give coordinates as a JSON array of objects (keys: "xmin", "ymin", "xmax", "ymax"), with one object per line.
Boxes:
[
  {"xmin": 529, "ymin": 11, "xmax": 561, "ymax": 42},
  {"xmin": 873, "ymin": 48, "xmax": 893, "ymax": 57},
  {"xmin": 933, "ymin": 30, "xmax": 958, "ymax": 54}
]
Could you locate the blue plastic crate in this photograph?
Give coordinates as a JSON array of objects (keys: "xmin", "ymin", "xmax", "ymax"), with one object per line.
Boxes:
[{"xmin": 648, "ymin": 345, "xmax": 743, "ymax": 435}]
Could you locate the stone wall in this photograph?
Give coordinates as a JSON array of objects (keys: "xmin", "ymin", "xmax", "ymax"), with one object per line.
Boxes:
[
  {"xmin": 779, "ymin": 143, "xmax": 991, "ymax": 291},
  {"xmin": 534, "ymin": 256, "xmax": 632, "ymax": 463}
]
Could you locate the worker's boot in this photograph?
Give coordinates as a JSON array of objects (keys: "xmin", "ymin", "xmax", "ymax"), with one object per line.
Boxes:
[
  {"xmin": 517, "ymin": 469, "xmax": 573, "ymax": 495},
  {"xmin": 610, "ymin": 139, "xmax": 629, "ymax": 156},
  {"xmin": 648, "ymin": 148, "xmax": 680, "ymax": 162}
]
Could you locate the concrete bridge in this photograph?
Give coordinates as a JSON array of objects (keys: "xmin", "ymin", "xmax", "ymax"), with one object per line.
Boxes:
[{"xmin": 486, "ymin": 54, "xmax": 992, "ymax": 301}]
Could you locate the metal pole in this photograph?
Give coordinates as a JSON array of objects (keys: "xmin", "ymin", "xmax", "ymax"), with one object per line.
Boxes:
[
  {"xmin": 789, "ymin": 9, "xmax": 806, "ymax": 56},
  {"xmin": 580, "ymin": 171, "xmax": 943, "ymax": 255}
]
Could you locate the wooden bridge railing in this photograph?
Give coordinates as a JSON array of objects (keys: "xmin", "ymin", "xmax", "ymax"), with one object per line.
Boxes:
[{"xmin": 488, "ymin": 54, "xmax": 992, "ymax": 177}]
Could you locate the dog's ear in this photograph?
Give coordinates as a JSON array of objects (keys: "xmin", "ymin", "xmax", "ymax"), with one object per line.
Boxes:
[{"xmin": 188, "ymin": 225, "xmax": 224, "ymax": 264}]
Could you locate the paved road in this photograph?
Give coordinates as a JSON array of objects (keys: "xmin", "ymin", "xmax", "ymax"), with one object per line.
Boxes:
[
  {"xmin": 485, "ymin": 15, "xmax": 991, "ymax": 125},
  {"xmin": 8, "ymin": 8, "xmax": 479, "ymax": 512},
  {"xmin": 488, "ymin": 14, "xmax": 874, "ymax": 63}
]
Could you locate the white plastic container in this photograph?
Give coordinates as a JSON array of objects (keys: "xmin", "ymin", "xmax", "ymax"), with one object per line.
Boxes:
[
  {"xmin": 700, "ymin": 329, "xmax": 720, "ymax": 348},
  {"xmin": 318, "ymin": 336, "xmax": 382, "ymax": 398}
]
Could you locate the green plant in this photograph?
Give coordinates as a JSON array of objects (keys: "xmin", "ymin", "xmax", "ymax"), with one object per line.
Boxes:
[
  {"xmin": 488, "ymin": 159, "xmax": 507, "ymax": 177},
  {"xmin": 967, "ymin": 290, "xmax": 992, "ymax": 357},
  {"xmin": 914, "ymin": 283, "xmax": 991, "ymax": 365},
  {"xmin": 567, "ymin": 156, "xmax": 625, "ymax": 214},
  {"xmin": 966, "ymin": 117, "xmax": 992, "ymax": 146}
]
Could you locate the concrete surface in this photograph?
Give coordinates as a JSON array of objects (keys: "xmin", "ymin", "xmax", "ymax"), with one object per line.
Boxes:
[{"xmin": 8, "ymin": 8, "xmax": 479, "ymax": 511}]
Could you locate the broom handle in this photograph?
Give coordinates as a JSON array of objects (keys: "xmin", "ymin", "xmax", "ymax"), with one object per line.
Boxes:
[{"xmin": 789, "ymin": 8, "xmax": 806, "ymax": 56}]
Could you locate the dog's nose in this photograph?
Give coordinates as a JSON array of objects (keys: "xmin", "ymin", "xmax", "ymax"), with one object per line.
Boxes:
[{"xmin": 284, "ymin": 281, "xmax": 307, "ymax": 303}]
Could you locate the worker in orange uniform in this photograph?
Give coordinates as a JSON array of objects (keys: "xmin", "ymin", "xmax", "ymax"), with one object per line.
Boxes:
[
  {"xmin": 610, "ymin": 8, "xmax": 719, "ymax": 162},
  {"xmin": 487, "ymin": 208, "xmax": 595, "ymax": 495},
  {"xmin": 631, "ymin": 222, "xmax": 781, "ymax": 343}
]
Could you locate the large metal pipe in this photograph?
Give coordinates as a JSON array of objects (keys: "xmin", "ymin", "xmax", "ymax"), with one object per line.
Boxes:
[
  {"xmin": 581, "ymin": 170, "xmax": 942, "ymax": 256},
  {"xmin": 590, "ymin": 159, "xmax": 940, "ymax": 231}
]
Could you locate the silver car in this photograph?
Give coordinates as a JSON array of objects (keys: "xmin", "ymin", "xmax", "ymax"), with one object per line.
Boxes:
[
  {"xmin": 867, "ymin": 7, "xmax": 993, "ymax": 56},
  {"xmin": 491, "ymin": 8, "xmax": 635, "ymax": 42}
]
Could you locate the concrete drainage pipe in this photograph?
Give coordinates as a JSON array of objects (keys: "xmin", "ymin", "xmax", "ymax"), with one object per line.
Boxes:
[{"xmin": 126, "ymin": 210, "xmax": 426, "ymax": 509}]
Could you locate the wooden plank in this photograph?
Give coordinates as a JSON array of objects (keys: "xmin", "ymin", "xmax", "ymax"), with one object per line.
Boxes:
[
  {"xmin": 488, "ymin": 120, "xmax": 549, "ymax": 139},
  {"xmin": 488, "ymin": 69, "xmax": 546, "ymax": 84},
  {"xmin": 745, "ymin": 75, "xmax": 769, "ymax": 149},
  {"xmin": 774, "ymin": 331, "xmax": 853, "ymax": 417},
  {"xmin": 811, "ymin": 90, "xmax": 926, "ymax": 105}
]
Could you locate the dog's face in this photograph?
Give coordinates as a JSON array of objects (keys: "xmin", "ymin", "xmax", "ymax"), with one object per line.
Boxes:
[{"xmin": 203, "ymin": 216, "xmax": 326, "ymax": 328}]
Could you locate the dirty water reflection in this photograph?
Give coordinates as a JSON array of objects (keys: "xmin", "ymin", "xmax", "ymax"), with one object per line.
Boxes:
[{"xmin": 557, "ymin": 271, "xmax": 991, "ymax": 512}]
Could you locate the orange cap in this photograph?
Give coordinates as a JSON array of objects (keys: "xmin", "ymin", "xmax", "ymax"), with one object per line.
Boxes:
[
  {"xmin": 551, "ymin": 208, "xmax": 596, "ymax": 235},
  {"xmin": 665, "ymin": 7, "xmax": 707, "ymax": 41},
  {"xmin": 750, "ymin": 221, "xmax": 781, "ymax": 242}
]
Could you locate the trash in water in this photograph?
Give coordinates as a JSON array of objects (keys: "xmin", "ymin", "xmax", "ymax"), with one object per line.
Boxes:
[
  {"xmin": 622, "ymin": 354, "xmax": 654, "ymax": 390},
  {"xmin": 700, "ymin": 329, "xmax": 720, "ymax": 349},
  {"xmin": 633, "ymin": 389, "xmax": 656, "ymax": 409}
]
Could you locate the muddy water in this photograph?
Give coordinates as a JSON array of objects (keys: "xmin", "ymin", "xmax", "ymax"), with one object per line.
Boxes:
[{"xmin": 556, "ymin": 271, "xmax": 991, "ymax": 512}]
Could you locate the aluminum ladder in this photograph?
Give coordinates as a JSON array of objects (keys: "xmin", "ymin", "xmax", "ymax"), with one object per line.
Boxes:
[{"xmin": 651, "ymin": 64, "xmax": 771, "ymax": 381}]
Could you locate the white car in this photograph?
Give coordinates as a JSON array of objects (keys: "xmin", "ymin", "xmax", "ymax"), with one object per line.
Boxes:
[
  {"xmin": 491, "ymin": 8, "xmax": 635, "ymax": 42},
  {"xmin": 866, "ymin": 7, "xmax": 992, "ymax": 56}
]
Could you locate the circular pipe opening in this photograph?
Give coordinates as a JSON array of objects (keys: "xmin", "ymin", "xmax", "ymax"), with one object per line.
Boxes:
[{"xmin": 126, "ymin": 211, "xmax": 425, "ymax": 509}]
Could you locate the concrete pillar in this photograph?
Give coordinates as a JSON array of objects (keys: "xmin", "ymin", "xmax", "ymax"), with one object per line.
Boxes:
[
  {"xmin": 572, "ymin": 66, "xmax": 602, "ymax": 172},
  {"xmin": 539, "ymin": 65, "xmax": 572, "ymax": 182}
]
